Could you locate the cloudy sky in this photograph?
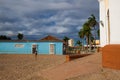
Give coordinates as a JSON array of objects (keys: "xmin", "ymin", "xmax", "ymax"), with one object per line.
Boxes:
[{"xmin": 0, "ymin": 0, "xmax": 99, "ymax": 40}]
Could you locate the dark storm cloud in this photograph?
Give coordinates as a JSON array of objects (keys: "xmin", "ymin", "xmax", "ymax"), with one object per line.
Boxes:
[{"xmin": 0, "ymin": 0, "xmax": 99, "ymax": 40}]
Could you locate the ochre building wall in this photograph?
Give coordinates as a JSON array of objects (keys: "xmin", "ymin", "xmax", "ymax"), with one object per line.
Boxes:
[{"xmin": 102, "ymin": 45, "xmax": 120, "ymax": 70}]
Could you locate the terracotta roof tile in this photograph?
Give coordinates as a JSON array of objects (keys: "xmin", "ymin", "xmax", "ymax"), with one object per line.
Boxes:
[
  {"xmin": 0, "ymin": 35, "xmax": 63, "ymax": 42},
  {"xmin": 40, "ymin": 35, "xmax": 63, "ymax": 42}
]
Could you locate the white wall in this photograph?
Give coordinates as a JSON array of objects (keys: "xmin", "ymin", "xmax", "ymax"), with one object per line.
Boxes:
[
  {"xmin": 109, "ymin": 0, "xmax": 120, "ymax": 44},
  {"xmin": 68, "ymin": 39, "xmax": 74, "ymax": 47},
  {"xmin": 99, "ymin": 0, "xmax": 108, "ymax": 47},
  {"xmin": 99, "ymin": 0, "xmax": 120, "ymax": 46}
]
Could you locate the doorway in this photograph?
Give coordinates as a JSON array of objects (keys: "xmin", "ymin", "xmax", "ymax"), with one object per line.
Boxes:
[
  {"xmin": 50, "ymin": 44, "xmax": 55, "ymax": 54},
  {"xmin": 32, "ymin": 44, "xmax": 37, "ymax": 54}
]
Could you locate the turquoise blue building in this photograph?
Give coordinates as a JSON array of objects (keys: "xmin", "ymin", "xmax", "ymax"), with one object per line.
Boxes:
[{"xmin": 0, "ymin": 35, "xmax": 63, "ymax": 55}]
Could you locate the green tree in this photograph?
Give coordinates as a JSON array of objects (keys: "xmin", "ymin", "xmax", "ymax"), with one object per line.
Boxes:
[
  {"xmin": 78, "ymin": 28, "xmax": 85, "ymax": 50},
  {"xmin": 0, "ymin": 35, "xmax": 11, "ymax": 40},
  {"xmin": 63, "ymin": 36, "xmax": 69, "ymax": 54},
  {"xmin": 17, "ymin": 33, "xmax": 23, "ymax": 40},
  {"xmin": 97, "ymin": 29, "xmax": 100, "ymax": 37},
  {"xmin": 83, "ymin": 22, "xmax": 92, "ymax": 47},
  {"xmin": 78, "ymin": 29, "xmax": 84, "ymax": 40},
  {"xmin": 91, "ymin": 36, "xmax": 95, "ymax": 44},
  {"xmin": 63, "ymin": 36, "xmax": 69, "ymax": 45},
  {"xmin": 88, "ymin": 14, "xmax": 98, "ymax": 49},
  {"xmin": 75, "ymin": 40, "xmax": 82, "ymax": 46},
  {"xmin": 78, "ymin": 14, "xmax": 98, "ymax": 52},
  {"xmin": 88, "ymin": 14, "xmax": 97, "ymax": 28}
]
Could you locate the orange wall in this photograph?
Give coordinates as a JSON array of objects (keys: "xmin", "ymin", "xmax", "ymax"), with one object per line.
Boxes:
[{"xmin": 102, "ymin": 44, "xmax": 120, "ymax": 70}]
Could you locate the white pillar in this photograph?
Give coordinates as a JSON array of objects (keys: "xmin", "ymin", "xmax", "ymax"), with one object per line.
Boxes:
[{"xmin": 99, "ymin": 0, "xmax": 108, "ymax": 47}]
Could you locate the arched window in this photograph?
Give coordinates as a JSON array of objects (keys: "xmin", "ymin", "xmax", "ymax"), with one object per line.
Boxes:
[
  {"xmin": 107, "ymin": 9, "xmax": 109, "ymax": 19},
  {"xmin": 107, "ymin": 9, "xmax": 110, "ymax": 44}
]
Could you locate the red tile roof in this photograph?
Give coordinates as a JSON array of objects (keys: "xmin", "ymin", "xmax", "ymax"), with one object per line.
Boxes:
[
  {"xmin": 0, "ymin": 35, "xmax": 63, "ymax": 42},
  {"xmin": 40, "ymin": 35, "xmax": 63, "ymax": 42}
]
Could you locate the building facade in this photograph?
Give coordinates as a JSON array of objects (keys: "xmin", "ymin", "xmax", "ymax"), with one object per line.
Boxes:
[
  {"xmin": 68, "ymin": 39, "xmax": 74, "ymax": 47},
  {"xmin": 98, "ymin": 0, "xmax": 120, "ymax": 70},
  {"xmin": 0, "ymin": 35, "xmax": 63, "ymax": 55},
  {"xmin": 99, "ymin": 0, "xmax": 120, "ymax": 47}
]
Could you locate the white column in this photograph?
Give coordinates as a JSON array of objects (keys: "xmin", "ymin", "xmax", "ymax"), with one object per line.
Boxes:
[{"xmin": 99, "ymin": 0, "xmax": 108, "ymax": 47}]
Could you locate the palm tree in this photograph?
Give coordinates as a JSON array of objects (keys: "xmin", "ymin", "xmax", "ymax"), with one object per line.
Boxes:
[
  {"xmin": 63, "ymin": 36, "xmax": 69, "ymax": 54},
  {"xmin": 78, "ymin": 29, "xmax": 85, "ymax": 50},
  {"xmin": 91, "ymin": 36, "xmax": 95, "ymax": 44},
  {"xmin": 97, "ymin": 29, "xmax": 100, "ymax": 38},
  {"xmin": 17, "ymin": 33, "xmax": 23, "ymax": 40},
  {"xmin": 88, "ymin": 14, "xmax": 97, "ymax": 28},
  {"xmin": 75, "ymin": 40, "xmax": 82, "ymax": 52},
  {"xmin": 75, "ymin": 40, "xmax": 82, "ymax": 46},
  {"xmin": 78, "ymin": 14, "xmax": 98, "ymax": 52},
  {"xmin": 88, "ymin": 14, "xmax": 98, "ymax": 49},
  {"xmin": 63, "ymin": 36, "xmax": 69, "ymax": 46},
  {"xmin": 83, "ymin": 22, "xmax": 91, "ymax": 48}
]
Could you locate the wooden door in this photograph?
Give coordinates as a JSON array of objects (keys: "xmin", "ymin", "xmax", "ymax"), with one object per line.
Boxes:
[{"xmin": 50, "ymin": 44, "xmax": 55, "ymax": 54}]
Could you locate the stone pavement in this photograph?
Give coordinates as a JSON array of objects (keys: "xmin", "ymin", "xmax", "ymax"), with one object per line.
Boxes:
[{"xmin": 41, "ymin": 53, "xmax": 102, "ymax": 80}]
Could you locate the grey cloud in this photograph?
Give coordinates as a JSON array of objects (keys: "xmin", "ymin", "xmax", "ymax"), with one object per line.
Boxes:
[
  {"xmin": 0, "ymin": 22, "xmax": 27, "ymax": 32},
  {"xmin": 0, "ymin": 0, "xmax": 99, "ymax": 40}
]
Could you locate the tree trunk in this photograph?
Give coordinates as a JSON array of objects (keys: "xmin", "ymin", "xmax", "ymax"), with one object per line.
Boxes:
[
  {"xmin": 86, "ymin": 37, "xmax": 89, "ymax": 52},
  {"xmin": 82, "ymin": 39, "xmax": 84, "ymax": 51},
  {"xmin": 94, "ymin": 27, "xmax": 96, "ymax": 50},
  {"xmin": 89, "ymin": 35, "xmax": 92, "ymax": 52}
]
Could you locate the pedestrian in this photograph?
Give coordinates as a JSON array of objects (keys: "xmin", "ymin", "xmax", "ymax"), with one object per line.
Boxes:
[{"xmin": 35, "ymin": 50, "xmax": 37, "ymax": 60}]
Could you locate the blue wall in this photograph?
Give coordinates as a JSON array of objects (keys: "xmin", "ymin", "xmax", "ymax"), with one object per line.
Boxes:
[
  {"xmin": 38, "ymin": 42, "xmax": 63, "ymax": 54},
  {"xmin": 0, "ymin": 41, "xmax": 63, "ymax": 55}
]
